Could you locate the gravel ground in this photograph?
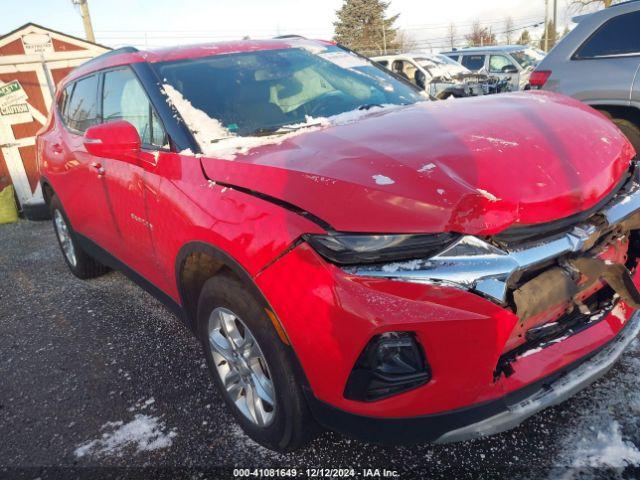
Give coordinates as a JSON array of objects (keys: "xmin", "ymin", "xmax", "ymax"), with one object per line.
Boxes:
[{"xmin": 2, "ymin": 220, "xmax": 640, "ymax": 480}]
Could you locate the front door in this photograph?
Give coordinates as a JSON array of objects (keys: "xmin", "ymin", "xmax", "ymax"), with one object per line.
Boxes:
[
  {"xmin": 488, "ymin": 54, "xmax": 520, "ymax": 91},
  {"xmin": 98, "ymin": 66, "xmax": 169, "ymax": 283}
]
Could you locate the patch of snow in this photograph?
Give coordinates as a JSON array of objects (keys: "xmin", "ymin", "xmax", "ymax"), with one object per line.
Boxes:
[
  {"xmin": 470, "ymin": 135, "xmax": 519, "ymax": 148},
  {"xmin": 601, "ymin": 137, "xmax": 612, "ymax": 145},
  {"xmin": 162, "ymin": 84, "xmax": 231, "ymax": 150},
  {"xmin": 520, "ymin": 346, "xmax": 544, "ymax": 358},
  {"xmin": 476, "ymin": 188, "xmax": 500, "ymax": 202},
  {"xmin": 437, "ymin": 189, "xmax": 445, "ymax": 195},
  {"xmin": 74, "ymin": 414, "xmax": 176, "ymax": 458},
  {"xmin": 418, "ymin": 163, "xmax": 436, "ymax": 173},
  {"xmin": 570, "ymin": 421, "xmax": 640, "ymax": 469},
  {"xmin": 381, "ymin": 259, "xmax": 423, "ymax": 273},
  {"xmin": 372, "ymin": 174, "xmax": 395, "ymax": 185}
]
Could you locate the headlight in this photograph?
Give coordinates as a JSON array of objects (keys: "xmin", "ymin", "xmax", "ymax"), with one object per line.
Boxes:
[{"xmin": 303, "ymin": 233, "xmax": 459, "ymax": 265}]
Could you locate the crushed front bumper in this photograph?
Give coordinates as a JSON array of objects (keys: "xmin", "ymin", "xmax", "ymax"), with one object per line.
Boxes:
[{"xmin": 304, "ymin": 311, "xmax": 640, "ymax": 445}]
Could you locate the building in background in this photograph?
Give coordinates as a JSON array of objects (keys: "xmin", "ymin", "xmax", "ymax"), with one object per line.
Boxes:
[{"xmin": 0, "ymin": 23, "xmax": 109, "ymax": 218}]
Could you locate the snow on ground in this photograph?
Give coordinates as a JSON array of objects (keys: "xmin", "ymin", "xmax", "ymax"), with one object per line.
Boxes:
[
  {"xmin": 74, "ymin": 412, "xmax": 177, "ymax": 458},
  {"xmin": 162, "ymin": 83, "xmax": 404, "ymax": 160},
  {"xmin": 546, "ymin": 339, "xmax": 640, "ymax": 479}
]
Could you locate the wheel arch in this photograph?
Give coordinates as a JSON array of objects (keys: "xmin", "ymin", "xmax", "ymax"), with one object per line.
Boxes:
[
  {"xmin": 590, "ymin": 103, "xmax": 640, "ymax": 127},
  {"xmin": 175, "ymin": 241, "xmax": 275, "ymax": 332}
]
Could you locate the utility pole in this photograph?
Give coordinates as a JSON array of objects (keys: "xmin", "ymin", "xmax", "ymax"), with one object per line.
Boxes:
[
  {"xmin": 71, "ymin": 0, "xmax": 96, "ymax": 43},
  {"xmin": 382, "ymin": 21, "xmax": 387, "ymax": 54},
  {"xmin": 544, "ymin": 0, "xmax": 549, "ymax": 52}
]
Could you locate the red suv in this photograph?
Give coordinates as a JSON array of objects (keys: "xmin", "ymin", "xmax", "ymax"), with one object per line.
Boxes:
[{"xmin": 37, "ymin": 38, "xmax": 640, "ymax": 452}]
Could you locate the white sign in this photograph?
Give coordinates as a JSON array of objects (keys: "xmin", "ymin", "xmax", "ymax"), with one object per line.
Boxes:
[
  {"xmin": 0, "ymin": 81, "xmax": 28, "ymax": 109},
  {"xmin": 0, "ymin": 103, "xmax": 32, "ymax": 125},
  {"xmin": 319, "ymin": 51, "xmax": 369, "ymax": 69},
  {"xmin": 21, "ymin": 33, "xmax": 54, "ymax": 55}
]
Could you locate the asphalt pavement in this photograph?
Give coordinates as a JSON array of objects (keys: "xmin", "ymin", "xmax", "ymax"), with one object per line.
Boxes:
[{"xmin": 2, "ymin": 220, "xmax": 640, "ymax": 480}]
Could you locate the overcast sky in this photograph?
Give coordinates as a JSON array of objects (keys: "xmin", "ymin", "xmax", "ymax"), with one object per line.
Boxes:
[{"xmin": 4, "ymin": 0, "xmax": 595, "ymax": 52}]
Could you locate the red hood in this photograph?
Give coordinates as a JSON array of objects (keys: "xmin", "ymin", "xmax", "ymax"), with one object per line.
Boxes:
[{"xmin": 199, "ymin": 92, "xmax": 635, "ymax": 235}]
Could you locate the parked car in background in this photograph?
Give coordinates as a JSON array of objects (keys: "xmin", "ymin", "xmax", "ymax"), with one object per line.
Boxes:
[
  {"xmin": 531, "ymin": 1, "xmax": 640, "ymax": 152},
  {"xmin": 372, "ymin": 53, "xmax": 511, "ymax": 99},
  {"xmin": 443, "ymin": 45, "xmax": 545, "ymax": 91},
  {"xmin": 37, "ymin": 38, "xmax": 640, "ymax": 453}
]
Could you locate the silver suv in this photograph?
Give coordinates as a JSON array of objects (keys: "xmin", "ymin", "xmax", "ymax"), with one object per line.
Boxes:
[{"xmin": 533, "ymin": 0, "xmax": 640, "ymax": 151}]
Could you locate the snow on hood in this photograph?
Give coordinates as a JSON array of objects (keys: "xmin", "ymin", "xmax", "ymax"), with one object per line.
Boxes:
[{"xmin": 161, "ymin": 83, "xmax": 406, "ymax": 160}]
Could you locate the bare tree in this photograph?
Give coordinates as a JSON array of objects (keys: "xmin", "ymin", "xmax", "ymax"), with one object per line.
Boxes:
[
  {"xmin": 395, "ymin": 29, "xmax": 417, "ymax": 53},
  {"xmin": 465, "ymin": 21, "xmax": 496, "ymax": 47},
  {"xmin": 447, "ymin": 22, "xmax": 457, "ymax": 50},
  {"xmin": 571, "ymin": 0, "xmax": 621, "ymax": 9},
  {"xmin": 504, "ymin": 16, "xmax": 514, "ymax": 45}
]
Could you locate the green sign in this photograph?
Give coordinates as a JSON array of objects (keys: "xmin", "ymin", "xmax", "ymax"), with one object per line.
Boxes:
[{"xmin": 0, "ymin": 81, "xmax": 21, "ymax": 98}]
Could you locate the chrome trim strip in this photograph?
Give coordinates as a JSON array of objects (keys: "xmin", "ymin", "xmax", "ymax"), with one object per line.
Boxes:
[
  {"xmin": 349, "ymin": 181, "xmax": 640, "ymax": 303},
  {"xmin": 435, "ymin": 312, "xmax": 640, "ymax": 444}
]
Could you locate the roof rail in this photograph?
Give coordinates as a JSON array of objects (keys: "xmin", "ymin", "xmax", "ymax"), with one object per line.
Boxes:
[
  {"xmin": 79, "ymin": 46, "xmax": 139, "ymax": 68},
  {"xmin": 273, "ymin": 34, "xmax": 306, "ymax": 39}
]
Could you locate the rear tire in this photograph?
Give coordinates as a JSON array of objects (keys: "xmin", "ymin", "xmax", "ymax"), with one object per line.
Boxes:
[
  {"xmin": 50, "ymin": 195, "xmax": 109, "ymax": 279},
  {"xmin": 197, "ymin": 272, "xmax": 318, "ymax": 452}
]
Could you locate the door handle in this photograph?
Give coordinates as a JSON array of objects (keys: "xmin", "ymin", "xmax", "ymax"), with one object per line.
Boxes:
[{"xmin": 91, "ymin": 162, "xmax": 105, "ymax": 176}]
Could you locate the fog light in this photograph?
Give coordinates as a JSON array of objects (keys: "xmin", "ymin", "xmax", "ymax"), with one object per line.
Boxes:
[{"xmin": 344, "ymin": 332, "xmax": 431, "ymax": 402}]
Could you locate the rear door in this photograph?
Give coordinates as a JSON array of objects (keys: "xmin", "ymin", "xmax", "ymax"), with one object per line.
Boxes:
[
  {"xmin": 98, "ymin": 66, "xmax": 169, "ymax": 282},
  {"xmin": 569, "ymin": 10, "xmax": 640, "ymax": 103},
  {"xmin": 54, "ymin": 74, "xmax": 115, "ymax": 247}
]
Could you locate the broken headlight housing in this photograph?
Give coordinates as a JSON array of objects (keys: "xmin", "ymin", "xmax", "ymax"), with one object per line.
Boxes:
[
  {"xmin": 304, "ymin": 233, "xmax": 459, "ymax": 265},
  {"xmin": 344, "ymin": 332, "xmax": 431, "ymax": 401}
]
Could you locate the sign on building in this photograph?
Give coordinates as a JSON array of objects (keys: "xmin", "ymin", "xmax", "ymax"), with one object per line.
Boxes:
[{"xmin": 0, "ymin": 23, "xmax": 109, "ymax": 215}]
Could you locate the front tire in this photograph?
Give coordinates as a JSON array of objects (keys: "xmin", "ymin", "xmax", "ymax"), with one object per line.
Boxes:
[
  {"xmin": 197, "ymin": 273, "xmax": 318, "ymax": 452},
  {"xmin": 50, "ymin": 195, "xmax": 109, "ymax": 279}
]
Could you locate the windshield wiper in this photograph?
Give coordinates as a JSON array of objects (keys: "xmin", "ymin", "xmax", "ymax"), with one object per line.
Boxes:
[
  {"xmin": 358, "ymin": 103, "xmax": 384, "ymax": 111},
  {"xmin": 250, "ymin": 123, "xmax": 324, "ymax": 137}
]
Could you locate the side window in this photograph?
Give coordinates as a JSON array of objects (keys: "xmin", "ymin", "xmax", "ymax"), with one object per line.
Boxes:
[
  {"xmin": 58, "ymin": 83, "xmax": 74, "ymax": 123},
  {"xmin": 489, "ymin": 55, "xmax": 515, "ymax": 73},
  {"xmin": 102, "ymin": 67, "xmax": 167, "ymax": 148},
  {"xmin": 461, "ymin": 55, "xmax": 486, "ymax": 71},
  {"xmin": 576, "ymin": 11, "xmax": 640, "ymax": 59},
  {"xmin": 65, "ymin": 75, "xmax": 99, "ymax": 133},
  {"xmin": 376, "ymin": 60, "xmax": 389, "ymax": 67}
]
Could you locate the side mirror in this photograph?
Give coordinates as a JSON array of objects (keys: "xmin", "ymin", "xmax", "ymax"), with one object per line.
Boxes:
[
  {"xmin": 84, "ymin": 121, "xmax": 141, "ymax": 163},
  {"xmin": 501, "ymin": 64, "xmax": 518, "ymax": 74}
]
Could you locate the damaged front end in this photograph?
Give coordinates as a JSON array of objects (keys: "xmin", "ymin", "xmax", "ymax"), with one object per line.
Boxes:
[
  {"xmin": 350, "ymin": 163, "xmax": 640, "ymax": 377},
  {"xmin": 429, "ymin": 73, "xmax": 512, "ymax": 99}
]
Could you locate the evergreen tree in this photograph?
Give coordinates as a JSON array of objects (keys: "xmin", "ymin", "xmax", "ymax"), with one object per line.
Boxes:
[
  {"xmin": 517, "ymin": 29, "xmax": 532, "ymax": 46},
  {"xmin": 333, "ymin": 0, "xmax": 400, "ymax": 55},
  {"xmin": 539, "ymin": 20, "xmax": 558, "ymax": 51}
]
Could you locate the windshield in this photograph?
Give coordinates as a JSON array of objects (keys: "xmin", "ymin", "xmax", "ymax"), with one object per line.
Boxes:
[
  {"xmin": 154, "ymin": 45, "xmax": 424, "ymax": 137},
  {"xmin": 510, "ymin": 49, "xmax": 544, "ymax": 69}
]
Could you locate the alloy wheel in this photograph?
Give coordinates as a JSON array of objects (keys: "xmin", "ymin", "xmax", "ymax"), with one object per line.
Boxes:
[
  {"xmin": 207, "ymin": 307, "xmax": 276, "ymax": 427},
  {"xmin": 53, "ymin": 209, "xmax": 77, "ymax": 268}
]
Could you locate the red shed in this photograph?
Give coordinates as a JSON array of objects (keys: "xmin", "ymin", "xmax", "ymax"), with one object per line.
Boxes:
[{"xmin": 0, "ymin": 23, "xmax": 109, "ymax": 216}]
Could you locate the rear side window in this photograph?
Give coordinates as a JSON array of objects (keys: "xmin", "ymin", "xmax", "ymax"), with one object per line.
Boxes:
[
  {"xmin": 461, "ymin": 55, "xmax": 485, "ymax": 71},
  {"xmin": 575, "ymin": 11, "xmax": 640, "ymax": 59},
  {"xmin": 102, "ymin": 67, "xmax": 167, "ymax": 147},
  {"xmin": 64, "ymin": 75, "xmax": 99, "ymax": 133},
  {"xmin": 376, "ymin": 60, "xmax": 389, "ymax": 67}
]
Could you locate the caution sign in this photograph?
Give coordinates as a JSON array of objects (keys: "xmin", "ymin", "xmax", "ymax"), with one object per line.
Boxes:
[
  {"xmin": 0, "ymin": 81, "xmax": 28, "ymax": 109},
  {"xmin": 1, "ymin": 103, "xmax": 32, "ymax": 125}
]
